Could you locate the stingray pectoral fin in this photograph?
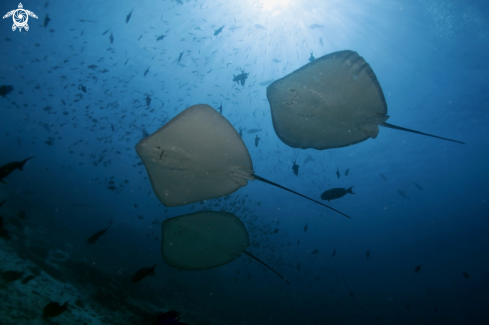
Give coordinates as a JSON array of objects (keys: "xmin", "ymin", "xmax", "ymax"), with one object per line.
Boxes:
[
  {"xmin": 243, "ymin": 251, "xmax": 290, "ymax": 285},
  {"xmin": 253, "ymin": 174, "xmax": 351, "ymax": 219},
  {"xmin": 380, "ymin": 122, "xmax": 465, "ymax": 144}
]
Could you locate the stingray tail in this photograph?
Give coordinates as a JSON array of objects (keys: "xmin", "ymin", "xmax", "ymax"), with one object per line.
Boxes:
[
  {"xmin": 347, "ymin": 186, "xmax": 355, "ymax": 194},
  {"xmin": 243, "ymin": 251, "xmax": 290, "ymax": 285},
  {"xmin": 253, "ymin": 174, "xmax": 351, "ymax": 219},
  {"xmin": 380, "ymin": 122, "xmax": 465, "ymax": 144}
]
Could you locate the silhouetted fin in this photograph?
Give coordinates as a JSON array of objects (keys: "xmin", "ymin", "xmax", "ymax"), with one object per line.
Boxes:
[
  {"xmin": 253, "ymin": 174, "xmax": 351, "ymax": 219},
  {"xmin": 380, "ymin": 122, "xmax": 464, "ymax": 144},
  {"xmin": 243, "ymin": 251, "xmax": 290, "ymax": 285}
]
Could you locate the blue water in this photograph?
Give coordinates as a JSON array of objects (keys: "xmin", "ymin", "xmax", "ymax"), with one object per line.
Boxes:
[{"xmin": 1, "ymin": 0, "xmax": 488, "ymax": 324}]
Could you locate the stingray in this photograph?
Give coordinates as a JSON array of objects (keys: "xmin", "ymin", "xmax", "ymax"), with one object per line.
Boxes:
[
  {"xmin": 161, "ymin": 211, "xmax": 290, "ymax": 284},
  {"xmin": 266, "ymin": 50, "xmax": 465, "ymax": 150},
  {"xmin": 136, "ymin": 104, "xmax": 350, "ymax": 218}
]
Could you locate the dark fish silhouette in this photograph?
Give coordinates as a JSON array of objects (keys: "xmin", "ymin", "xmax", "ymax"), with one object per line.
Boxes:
[
  {"xmin": 311, "ymin": 249, "xmax": 318, "ymax": 254},
  {"xmin": 44, "ymin": 14, "xmax": 51, "ymax": 28},
  {"xmin": 0, "ymin": 85, "xmax": 14, "ymax": 97},
  {"xmin": 462, "ymin": 271, "xmax": 470, "ymax": 279},
  {"xmin": 126, "ymin": 9, "xmax": 133, "ymax": 23},
  {"xmin": 308, "ymin": 52, "xmax": 315, "ymax": 62},
  {"xmin": 304, "ymin": 223, "xmax": 308, "ymax": 232},
  {"xmin": 309, "ymin": 24, "xmax": 323, "ymax": 29},
  {"xmin": 1, "ymin": 270, "xmax": 23, "ymax": 282},
  {"xmin": 239, "ymin": 127, "xmax": 243, "ymax": 138},
  {"xmin": 102, "ymin": 29, "xmax": 110, "ymax": 35},
  {"xmin": 214, "ymin": 25, "xmax": 224, "ymax": 36},
  {"xmin": 233, "ymin": 69, "xmax": 249, "ymax": 86},
  {"xmin": 22, "ymin": 275, "xmax": 37, "ymax": 284},
  {"xmin": 0, "ymin": 157, "xmax": 35, "ymax": 184},
  {"xmin": 332, "ymin": 249, "xmax": 336, "ymax": 257},
  {"xmin": 216, "ymin": 102, "xmax": 222, "ymax": 114},
  {"xmin": 109, "ymin": 33, "xmax": 114, "ymax": 44},
  {"xmin": 380, "ymin": 173, "xmax": 388, "ymax": 181},
  {"xmin": 292, "ymin": 161, "xmax": 299, "ymax": 175},
  {"xmin": 366, "ymin": 251, "xmax": 370, "ymax": 258},
  {"xmin": 414, "ymin": 265, "xmax": 421, "ymax": 273},
  {"xmin": 144, "ymin": 67, "xmax": 150, "ymax": 76},
  {"xmin": 146, "ymin": 95, "xmax": 151, "ymax": 107},
  {"xmin": 255, "ymin": 135, "xmax": 260, "ymax": 147},
  {"xmin": 413, "ymin": 182, "xmax": 423, "ymax": 190},
  {"xmin": 398, "ymin": 190, "xmax": 409, "ymax": 198},
  {"xmin": 43, "ymin": 301, "xmax": 68, "ymax": 318},
  {"xmin": 321, "ymin": 187, "xmax": 355, "ymax": 202},
  {"xmin": 247, "ymin": 128, "xmax": 262, "ymax": 134},
  {"xmin": 335, "ymin": 168, "xmax": 340, "ymax": 178},
  {"xmin": 87, "ymin": 227, "xmax": 109, "ymax": 244},
  {"xmin": 154, "ymin": 310, "xmax": 190, "ymax": 325},
  {"xmin": 177, "ymin": 51, "xmax": 184, "ymax": 63},
  {"xmin": 131, "ymin": 264, "xmax": 157, "ymax": 283},
  {"xmin": 345, "ymin": 168, "xmax": 349, "ymax": 176},
  {"xmin": 156, "ymin": 35, "xmax": 166, "ymax": 41}
]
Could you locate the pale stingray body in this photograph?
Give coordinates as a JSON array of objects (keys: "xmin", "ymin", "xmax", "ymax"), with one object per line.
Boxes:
[
  {"xmin": 267, "ymin": 50, "xmax": 464, "ymax": 149},
  {"xmin": 136, "ymin": 104, "xmax": 254, "ymax": 207}
]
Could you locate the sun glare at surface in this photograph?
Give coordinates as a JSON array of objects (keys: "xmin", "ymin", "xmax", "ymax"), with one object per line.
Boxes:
[{"xmin": 255, "ymin": 0, "xmax": 292, "ymax": 12}]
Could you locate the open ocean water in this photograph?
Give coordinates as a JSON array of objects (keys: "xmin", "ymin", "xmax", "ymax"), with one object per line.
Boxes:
[{"xmin": 0, "ymin": 0, "xmax": 488, "ymax": 324}]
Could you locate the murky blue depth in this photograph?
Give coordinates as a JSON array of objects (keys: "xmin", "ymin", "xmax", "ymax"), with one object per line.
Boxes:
[{"xmin": 0, "ymin": 0, "xmax": 488, "ymax": 324}]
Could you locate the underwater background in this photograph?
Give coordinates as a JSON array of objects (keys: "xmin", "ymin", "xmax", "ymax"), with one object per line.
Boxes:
[{"xmin": 0, "ymin": 0, "xmax": 488, "ymax": 324}]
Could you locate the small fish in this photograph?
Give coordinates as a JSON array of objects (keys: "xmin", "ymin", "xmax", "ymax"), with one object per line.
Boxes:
[
  {"xmin": 214, "ymin": 25, "xmax": 224, "ymax": 36},
  {"xmin": 332, "ymin": 249, "xmax": 336, "ymax": 257},
  {"xmin": 233, "ymin": 70, "xmax": 249, "ymax": 86},
  {"xmin": 43, "ymin": 301, "xmax": 68, "ymax": 318},
  {"xmin": 109, "ymin": 33, "xmax": 114, "ymax": 44},
  {"xmin": 156, "ymin": 35, "xmax": 166, "ymax": 41},
  {"xmin": 1, "ymin": 270, "xmax": 23, "ymax": 282},
  {"xmin": 44, "ymin": 14, "xmax": 51, "ymax": 28},
  {"xmin": 398, "ymin": 190, "xmax": 409, "ymax": 198},
  {"xmin": 462, "ymin": 271, "xmax": 470, "ymax": 279},
  {"xmin": 304, "ymin": 223, "xmax": 308, "ymax": 232},
  {"xmin": 254, "ymin": 24, "xmax": 267, "ymax": 30},
  {"xmin": 380, "ymin": 174, "xmax": 388, "ymax": 181},
  {"xmin": 297, "ymin": 239, "xmax": 300, "ymax": 245},
  {"xmin": 0, "ymin": 85, "xmax": 14, "ymax": 97},
  {"xmin": 292, "ymin": 161, "xmax": 299, "ymax": 176},
  {"xmin": 345, "ymin": 168, "xmax": 349, "ymax": 176},
  {"xmin": 22, "ymin": 275, "xmax": 37, "ymax": 284},
  {"xmin": 239, "ymin": 127, "xmax": 243, "ymax": 138},
  {"xmin": 308, "ymin": 52, "xmax": 315, "ymax": 62},
  {"xmin": 154, "ymin": 310, "xmax": 190, "ymax": 325},
  {"xmin": 413, "ymin": 182, "xmax": 423, "ymax": 190},
  {"xmin": 216, "ymin": 102, "xmax": 222, "ymax": 114},
  {"xmin": 321, "ymin": 187, "xmax": 355, "ymax": 202},
  {"xmin": 0, "ymin": 157, "xmax": 35, "ymax": 184},
  {"xmin": 311, "ymin": 249, "xmax": 318, "ymax": 254},
  {"xmin": 309, "ymin": 24, "xmax": 324, "ymax": 29},
  {"xmin": 247, "ymin": 128, "xmax": 262, "ymax": 134},
  {"xmin": 131, "ymin": 264, "xmax": 157, "ymax": 283},
  {"xmin": 366, "ymin": 251, "xmax": 370, "ymax": 258},
  {"xmin": 177, "ymin": 51, "xmax": 184, "ymax": 62},
  {"xmin": 144, "ymin": 66, "xmax": 150, "ymax": 76},
  {"xmin": 254, "ymin": 135, "xmax": 260, "ymax": 147},
  {"xmin": 146, "ymin": 95, "xmax": 151, "ymax": 107},
  {"xmin": 126, "ymin": 9, "xmax": 133, "ymax": 23},
  {"xmin": 335, "ymin": 168, "xmax": 340, "ymax": 178},
  {"xmin": 87, "ymin": 227, "xmax": 109, "ymax": 244},
  {"xmin": 414, "ymin": 265, "xmax": 421, "ymax": 273},
  {"xmin": 273, "ymin": 59, "xmax": 281, "ymax": 63},
  {"xmin": 102, "ymin": 29, "xmax": 110, "ymax": 35}
]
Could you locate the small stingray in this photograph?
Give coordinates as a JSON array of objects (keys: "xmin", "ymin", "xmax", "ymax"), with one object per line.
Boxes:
[
  {"xmin": 161, "ymin": 211, "xmax": 290, "ymax": 284},
  {"xmin": 136, "ymin": 104, "xmax": 350, "ymax": 218},
  {"xmin": 266, "ymin": 50, "xmax": 465, "ymax": 150}
]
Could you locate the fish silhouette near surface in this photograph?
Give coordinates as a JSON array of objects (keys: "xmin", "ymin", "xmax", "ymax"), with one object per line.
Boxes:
[
  {"xmin": 131, "ymin": 264, "xmax": 157, "ymax": 283},
  {"xmin": 146, "ymin": 95, "xmax": 151, "ymax": 107},
  {"xmin": 154, "ymin": 310, "xmax": 190, "ymax": 325},
  {"xmin": 332, "ymin": 249, "xmax": 336, "ymax": 257},
  {"xmin": 214, "ymin": 25, "xmax": 224, "ymax": 36},
  {"xmin": 321, "ymin": 187, "xmax": 355, "ymax": 202},
  {"xmin": 233, "ymin": 69, "xmax": 249, "ymax": 86},
  {"xmin": 380, "ymin": 174, "xmax": 388, "ymax": 181},
  {"xmin": 335, "ymin": 168, "xmax": 340, "ymax": 178},
  {"xmin": 126, "ymin": 9, "xmax": 133, "ymax": 23},
  {"xmin": 309, "ymin": 52, "xmax": 315, "ymax": 62},
  {"xmin": 43, "ymin": 301, "xmax": 68, "ymax": 318},
  {"xmin": 345, "ymin": 168, "xmax": 350, "ymax": 176},
  {"xmin": 177, "ymin": 51, "xmax": 184, "ymax": 63},
  {"xmin": 304, "ymin": 223, "xmax": 308, "ymax": 232},
  {"xmin": 216, "ymin": 102, "xmax": 222, "ymax": 114},
  {"xmin": 462, "ymin": 271, "xmax": 470, "ymax": 279},
  {"xmin": 87, "ymin": 227, "xmax": 109, "ymax": 244},
  {"xmin": 247, "ymin": 128, "xmax": 262, "ymax": 134},
  {"xmin": 413, "ymin": 182, "xmax": 423, "ymax": 190},
  {"xmin": 255, "ymin": 135, "xmax": 260, "ymax": 147},
  {"xmin": 292, "ymin": 161, "xmax": 299, "ymax": 176},
  {"xmin": 0, "ymin": 85, "xmax": 14, "ymax": 97},
  {"xmin": 414, "ymin": 265, "xmax": 421, "ymax": 273},
  {"xmin": 366, "ymin": 251, "xmax": 370, "ymax": 258},
  {"xmin": 0, "ymin": 157, "xmax": 34, "ymax": 184},
  {"xmin": 239, "ymin": 127, "xmax": 243, "ymax": 138},
  {"xmin": 109, "ymin": 33, "xmax": 114, "ymax": 44},
  {"xmin": 398, "ymin": 190, "xmax": 409, "ymax": 198}
]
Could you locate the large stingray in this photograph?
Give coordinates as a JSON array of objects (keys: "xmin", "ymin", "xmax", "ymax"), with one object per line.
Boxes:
[
  {"xmin": 266, "ymin": 50, "xmax": 465, "ymax": 150},
  {"xmin": 161, "ymin": 211, "xmax": 290, "ymax": 284},
  {"xmin": 136, "ymin": 104, "xmax": 350, "ymax": 218}
]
